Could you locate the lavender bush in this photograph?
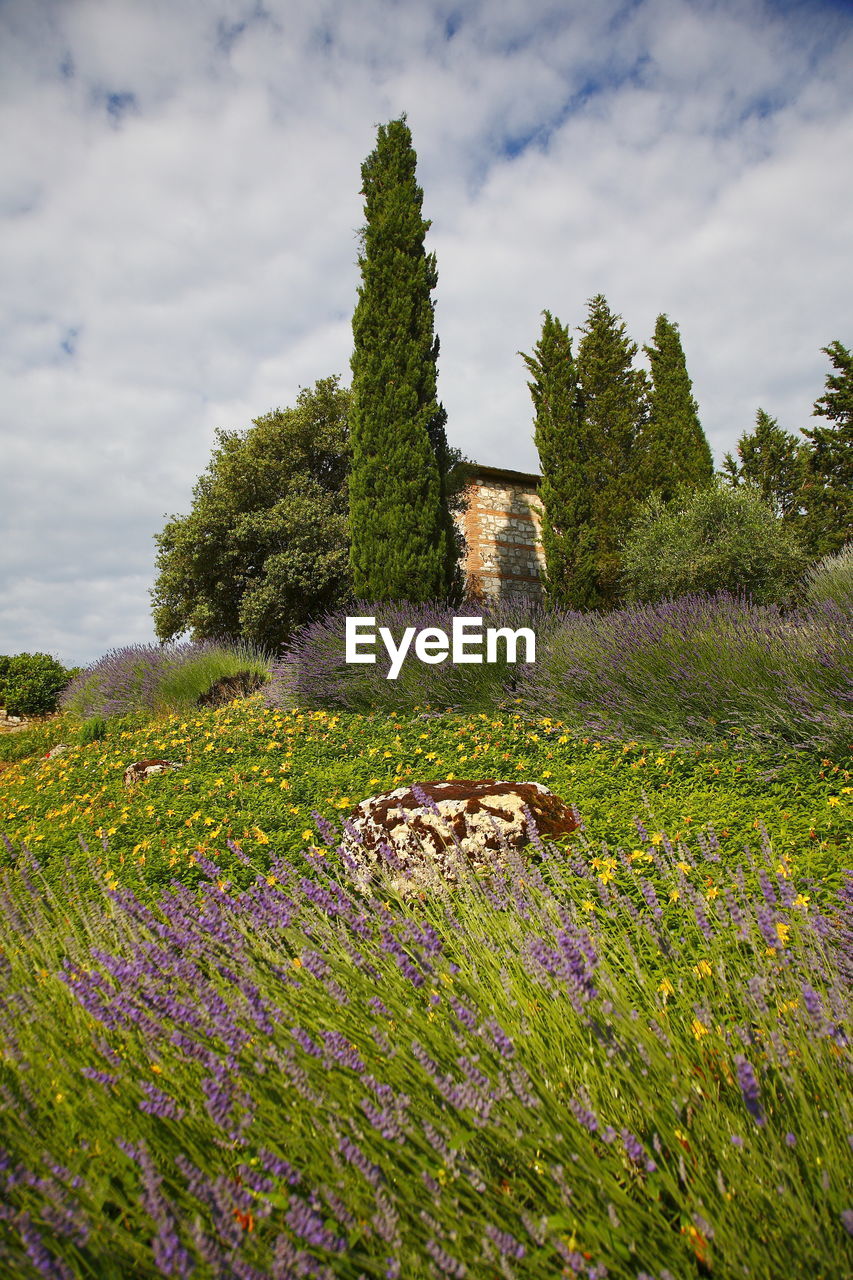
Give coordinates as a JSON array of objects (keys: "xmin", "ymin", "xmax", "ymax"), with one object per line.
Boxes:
[
  {"xmin": 270, "ymin": 595, "xmax": 852, "ymax": 754},
  {"xmin": 266, "ymin": 598, "xmax": 545, "ymax": 714},
  {"xmin": 61, "ymin": 642, "xmax": 270, "ymax": 720},
  {"xmin": 517, "ymin": 594, "xmax": 852, "ymax": 754},
  {"xmin": 0, "ymin": 817, "xmax": 850, "ymax": 1278}
]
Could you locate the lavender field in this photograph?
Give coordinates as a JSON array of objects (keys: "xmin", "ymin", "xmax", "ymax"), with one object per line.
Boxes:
[{"xmin": 0, "ymin": 598, "xmax": 851, "ymax": 1278}]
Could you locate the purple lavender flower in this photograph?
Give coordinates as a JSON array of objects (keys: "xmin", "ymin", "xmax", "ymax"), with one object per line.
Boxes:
[
  {"xmin": 139, "ymin": 1082, "xmax": 185, "ymax": 1121},
  {"xmin": 425, "ymin": 1238, "xmax": 467, "ymax": 1277},
  {"xmin": 285, "ymin": 1194, "xmax": 346, "ymax": 1253},
  {"xmin": 735, "ymin": 1055, "xmax": 765, "ymax": 1127},
  {"xmin": 569, "ymin": 1097, "xmax": 598, "ymax": 1134},
  {"xmin": 802, "ymin": 983, "xmax": 823, "ymax": 1024},
  {"xmin": 339, "ymin": 1137, "xmax": 383, "ymax": 1188},
  {"xmin": 484, "ymin": 1222, "xmax": 526, "ymax": 1260}
]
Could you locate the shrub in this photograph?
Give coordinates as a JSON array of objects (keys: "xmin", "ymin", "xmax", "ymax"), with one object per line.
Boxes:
[
  {"xmin": 804, "ymin": 542, "xmax": 853, "ymax": 610},
  {"xmin": 0, "ymin": 655, "xmax": 11, "ymax": 702},
  {"xmin": 517, "ymin": 593, "xmax": 852, "ymax": 755},
  {"xmin": 268, "ymin": 598, "xmax": 544, "ymax": 714},
  {"xmin": 78, "ymin": 716, "xmax": 108, "ymax": 745},
  {"xmin": 2, "ymin": 652, "xmax": 73, "ymax": 717},
  {"xmin": 61, "ymin": 641, "xmax": 271, "ymax": 720},
  {"xmin": 621, "ymin": 481, "xmax": 807, "ymax": 605},
  {"xmin": 269, "ymin": 595, "xmax": 852, "ymax": 755}
]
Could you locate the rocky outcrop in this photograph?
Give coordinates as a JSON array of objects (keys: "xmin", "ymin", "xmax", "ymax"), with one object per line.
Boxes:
[
  {"xmin": 340, "ymin": 779, "xmax": 579, "ymax": 891},
  {"xmin": 196, "ymin": 672, "xmax": 267, "ymax": 708}
]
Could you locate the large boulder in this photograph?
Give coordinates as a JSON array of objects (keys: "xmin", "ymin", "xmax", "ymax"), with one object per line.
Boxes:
[{"xmin": 340, "ymin": 779, "xmax": 579, "ymax": 892}]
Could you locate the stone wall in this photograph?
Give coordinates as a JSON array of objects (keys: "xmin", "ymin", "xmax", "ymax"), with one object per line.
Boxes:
[{"xmin": 455, "ymin": 467, "xmax": 545, "ymax": 600}]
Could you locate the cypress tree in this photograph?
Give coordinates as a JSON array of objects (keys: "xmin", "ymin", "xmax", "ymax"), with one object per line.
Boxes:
[
  {"xmin": 641, "ymin": 314, "xmax": 713, "ymax": 500},
  {"xmin": 349, "ymin": 116, "xmax": 453, "ymax": 601},
  {"xmin": 575, "ymin": 294, "xmax": 649, "ymax": 607},
  {"xmin": 800, "ymin": 340, "xmax": 853, "ymax": 557},
  {"xmin": 521, "ymin": 311, "xmax": 597, "ymax": 608},
  {"xmin": 721, "ymin": 408, "xmax": 806, "ymax": 525}
]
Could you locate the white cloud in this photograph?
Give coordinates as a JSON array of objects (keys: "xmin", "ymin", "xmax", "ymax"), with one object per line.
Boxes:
[{"xmin": 1, "ymin": 0, "xmax": 851, "ymax": 664}]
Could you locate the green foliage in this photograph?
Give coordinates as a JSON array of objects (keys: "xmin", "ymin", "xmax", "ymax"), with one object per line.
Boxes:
[
  {"xmin": 1, "ymin": 652, "xmax": 73, "ymax": 717},
  {"xmin": 0, "ymin": 804, "xmax": 850, "ymax": 1276},
  {"xmin": 521, "ymin": 312, "xmax": 598, "ymax": 608},
  {"xmin": 800, "ymin": 339, "xmax": 853, "ymax": 557},
  {"xmin": 575, "ymin": 295, "xmax": 650, "ymax": 607},
  {"xmin": 641, "ymin": 314, "xmax": 713, "ymax": 500},
  {"xmin": 61, "ymin": 641, "xmax": 270, "ymax": 721},
  {"xmin": 721, "ymin": 408, "xmax": 807, "ymax": 528},
  {"xmin": 349, "ymin": 116, "xmax": 455, "ymax": 602},
  {"xmin": 150, "ymin": 377, "xmax": 351, "ymax": 651},
  {"xmin": 2, "ymin": 702, "xmax": 849, "ymax": 898},
  {"xmin": 804, "ymin": 542, "xmax": 853, "ymax": 610},
  {"xmin": 78, "ymin": 717, "xmax": 108, "ymax": 745},
  {"xmin": 0, "ymin": 716, "xmax": 71, "ymax": 765},
  {"xmin": 622, "ymin": 482, "xmax": 807, "ymax": 605},
  {"xmin": 0, "ymin": 655, "xmax": 11, "ymax": 701}
]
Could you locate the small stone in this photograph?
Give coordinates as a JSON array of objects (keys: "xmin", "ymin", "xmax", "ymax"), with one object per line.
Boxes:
[
  {"xmin": 123, "ymin": 759, "xmax": 182, "ymax": 786},
  {"xmin": 46, "ymin": 744, "xmax": 70, "ymax": 758}
]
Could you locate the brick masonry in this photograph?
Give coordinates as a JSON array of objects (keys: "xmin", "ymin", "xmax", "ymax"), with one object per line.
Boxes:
[{"xmin": 455, "ymin": 465, "xmax": 545, "ymax": 600}]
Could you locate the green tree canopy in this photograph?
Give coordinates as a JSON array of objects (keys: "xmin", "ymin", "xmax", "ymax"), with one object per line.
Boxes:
[
  {"xmin": 349, "ymin": 116, "xmax": 457, "ymax": 602},
  {"xmin": 801, "ymin": 340, "xmax": 853, "ymax": 557},
  {"xmin": 721, "ymin": 408, "xmax": 806, "ymax": 524},
  {"xmin": 521, "ymin": 311, "xmax": 598, "ymax": 608},
  {"xmin": 641, "ymin": 314, "xmax": 713, "ymax": 501},
  {"xmin": 575, "ymin": 294, "xmax": 650, "ymax": 607},
  {"xmin": 150, "ymin": 377, "xmax": 351, "ymax": 652},
  {"xmin": 621, "ymin": 481, "xmax": 807, "ymax": 605}
]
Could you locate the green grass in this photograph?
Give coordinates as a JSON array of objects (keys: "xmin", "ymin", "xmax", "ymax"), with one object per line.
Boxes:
[
  {"xmin": 1, "ymin": 701, "xmax": 851, "ymax": 1277},
  {"xmin": 1, "ymin": 701, "xmax": 850, "ymax": 901}
]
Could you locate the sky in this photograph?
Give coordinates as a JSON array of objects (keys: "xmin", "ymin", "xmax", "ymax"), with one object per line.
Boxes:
[{"xmin": 2, "ymin": 0, "xmax": 852, "ymax": 667}]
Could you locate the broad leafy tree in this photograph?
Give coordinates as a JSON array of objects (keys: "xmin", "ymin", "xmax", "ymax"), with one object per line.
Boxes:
[
  {"xmin": 801, "ymin": 340, "xmax": 853, "ymax": 556},
  {"xmin": 641, "ymin": 314, "xmax": 713, "ymax": 500},
  {"xmin": 622, "ymin": 481, "xmax": 807, "ymax": 605},
  {"xmin": 521, "ymin": 311, "xmax": 598, "ymax": 607},
  {"xmin": 151, "ymin": 377, "xmax": 351, "ymax": 652},
  {"xmin": 574, "ymin": 294, "xmax": 649, "ymax": 607},
  {"xmin": 349, "ymin": 116, "xmax": 456, "ymax": 602}
]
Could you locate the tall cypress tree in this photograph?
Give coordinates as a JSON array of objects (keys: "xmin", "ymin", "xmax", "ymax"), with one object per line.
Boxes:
[
  {"xmin": 349, "ymin": 116, "xmax": 453, "ymax": 601},
  {"xmin": 721, "ymin": 408, "xmax": 806, "ymax": 525},
  {"xmin": 521, "ymin": 311, "xmax": 597, "ymax": 607},
  {"xmin": 801, "ymin": 340, "xmax": 853, "ymax": 557},
  {"xmin": 575, "ymin": 294, "xmax": 649, "ymax": 607},
  {"xmin": 641, "ymin": 314, "xmax": 713, "ymax": 500}
]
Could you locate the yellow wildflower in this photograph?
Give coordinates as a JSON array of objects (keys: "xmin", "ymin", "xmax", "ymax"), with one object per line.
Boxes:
[
  {"xmin": 691, "ymin": 1018, "xmax": 710, "ymax": 1040},
  {"xmin": 693, "ymin": 959, "xmax": 713, "ymax": 979}
]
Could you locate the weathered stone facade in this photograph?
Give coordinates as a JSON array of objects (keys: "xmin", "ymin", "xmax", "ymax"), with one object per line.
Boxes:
[{"xmin": 455, "ymin": 465, "xmax": 545, "ymax": 601}]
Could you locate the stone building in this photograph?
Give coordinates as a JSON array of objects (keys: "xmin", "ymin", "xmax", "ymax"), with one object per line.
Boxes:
[{"xmin": 455, "ymin": 464, "xmax": 545, "ymax": 601}]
